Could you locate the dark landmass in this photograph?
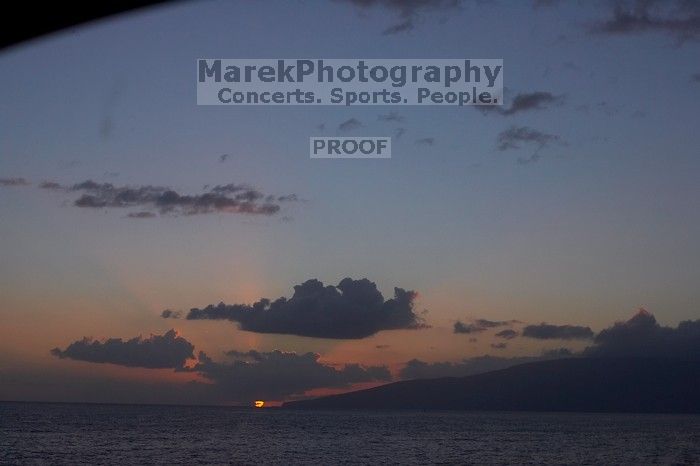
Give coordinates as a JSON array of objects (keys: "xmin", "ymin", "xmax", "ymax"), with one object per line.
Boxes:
[{"xmin": 284, "ymin": 358, "xmax": 700, "ymax": 413}]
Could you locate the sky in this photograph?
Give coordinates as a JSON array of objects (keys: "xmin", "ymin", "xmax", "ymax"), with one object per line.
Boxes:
[{"xmin": 0, "ymin": 0, "xmax": 699, "ymax": 405}]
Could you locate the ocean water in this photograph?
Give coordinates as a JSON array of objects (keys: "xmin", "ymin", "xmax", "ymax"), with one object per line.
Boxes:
[{"xmin": 1, "ymin": 402, "xmax": 699, "ymax": 465}]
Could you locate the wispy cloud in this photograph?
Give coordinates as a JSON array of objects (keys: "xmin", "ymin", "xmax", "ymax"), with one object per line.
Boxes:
[
  {"xmin": 0, "ymin": 177, "xmax": 30, "ymax": 187},
  {"xmin": 496, "ymin": 126, "xmax": 564, "ymax": 164},
  {"xmin": 36, "ymin": 180, "xmax": 298, "ymax": 218},
  {"xmin": 338, "ymin": 118, "xmax": 363, "ymax": 132},
  {"xmin": 590, "ymin": 0, "xmax": 700, "ymax": 44},
  {"xmin": 482, "ymin": 91, "xmax": 564, "ymax": 116}
]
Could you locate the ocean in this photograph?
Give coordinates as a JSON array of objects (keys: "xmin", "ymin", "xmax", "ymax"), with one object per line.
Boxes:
[{"xmin": 2, "ymin": 402, "xmax": 699, "ymax": 464}]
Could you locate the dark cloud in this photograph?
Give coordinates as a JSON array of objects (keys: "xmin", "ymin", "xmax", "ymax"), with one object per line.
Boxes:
[
  {"xmin": 454, "ymin": 318, "xmax": 513, "ymax": 334},
  {"xmin": 590, "ymin": 0, "xmax": 700, "ymax": 43},
  {"xmin": 338, "ymin": 118, "xmax": 363, "ymax": 131},
  {"xmin": 480, "ymin": 92, "xmax": 563, "ymax": 117},
  {"xmin": 51, "ymin": 330, "xmax": 195, "ymax": 369},
  {"xmin": 183, "ymin": 278, "xmax": 426, "ymax": 339},
  {"xmin": 0, "ymin": 177, "xmax": 30, "ymax": 186},
  {"xmin": 497, "ymin": 126, "xmax": 561, "ymax": 152},
  {"xmin": 51, "ymin": 333, "xmax": 390, "ymax": 402},
  {"xmin": 522, "ymin": 323, "xmax": 594, "ymax": 340},
  {"xmin": 495, "ymin": 329, "xmax": 518, "ymax": 340},
  {"xmin": 454, "ymin": 321, "xmax": 485, "ymax": 334},
  {"xmin": 496, "ymin": 126, "xmax": 563, "ymax": 164},
  {"xmin": 585, "ymin": 309, "xmax": 700, "ymax": 359},
  {"xmin": 46, "ymin": 180, "xmax": 296, "ymax": 218},
  {"xmin": 497, "ymin": 92, "xmax": 564, "ymax": 116},
  {"xmin": 161, "ymin": 309, "xmax": 182, "ymax": 319},
  {"xmin": 187, "ymin": 349, "xmax": 391, "ymax": 401},
  {"xmin": 491, "ymin": 342, "xmax": 507, "ymax": 349},
  {"xmin": 39, "ymin": 181, "xmax": 63, "ymax": 190},
  {"xmin": 339, "ymin": 0, "xmax": 463, "ymax": 35}
]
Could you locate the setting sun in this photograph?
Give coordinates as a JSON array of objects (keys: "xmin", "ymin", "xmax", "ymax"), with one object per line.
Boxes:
[{"xmin": 254, "ymin": 401, "xmax": 265, "ymax": 408}]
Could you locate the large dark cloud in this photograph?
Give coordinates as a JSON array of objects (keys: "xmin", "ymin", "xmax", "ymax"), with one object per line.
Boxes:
[
  {"xmin": 51, "ymin": 330, "xmax": 195, "ymax": 369},
  {"xmin": 0, "ymin": 177, "xmax": 30, "ymax": 186},
  {"xmin": 183, "ymin": 278, "xmax": 426, "ymax": 339},
  {"xmin": 38, "ymin": 180, "xmax": 297, "ymax": 217},
  {"xmin": 188, "ymin": 350, "xmax": 391, "ymax": 400},
  {"xmin": 338, "ymin": 0, "xmax": 463, "ymax": 35},
  {"xmin": 522, "ymin": 323, "xmax": 594, "ymax": 340},
  {"xmin": 585, "ymin": 309, "xmax": 700, "ymax": 359},
  {"xmin": 590, "ymin": 0, "xmax": 700, "ymax": 43}
]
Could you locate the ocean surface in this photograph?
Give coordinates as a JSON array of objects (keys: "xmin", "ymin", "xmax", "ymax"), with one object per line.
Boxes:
[{"xmin": 2, "ymin": 402, "xmax": 699, "ymax": 465}]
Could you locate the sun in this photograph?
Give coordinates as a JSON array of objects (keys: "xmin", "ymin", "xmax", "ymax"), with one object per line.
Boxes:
[{"xmin": 254, "ymin": 400, "xmax": 265, "ymax": 408}]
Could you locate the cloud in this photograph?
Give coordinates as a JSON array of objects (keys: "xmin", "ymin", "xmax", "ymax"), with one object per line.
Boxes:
[
  {"xmin": 491, "ymin": 342, "xmax": 507, "ymax": 349},
  {"xmin": 495, "ymin": 329, "xmax": 518, "ymax": 340},
  {"xmin": 338, "ymin": 118, "xmax": 363, "ymax": 131},
  {"xmin": 161, "ymin": 309, "xmax": 182, "ymax": 319},
  {"xmin": 383, "ymin": 19, "xmax": 414, "ymax": 34},
  {"xmin": 454, "ymin": 318, "xmax": 513, "ymax": 334},
  {"xmin": 584, "ymin": 309, "xmax": 700, "ymax": 358},
  {"xmin": 219, "ymin": 154, "xmax": 229, "ymax": 163},
  {"xmin": 497, "ymin": 126, "xmax": 561, "ymax": 152},
  {"xmin": 51, "ymin": 333, "xmax": 390, "ymax": 402},
  {"xmin": 0, "ymin": 177, "xmax": 30, "ymax": 186},
  {"xmin": 187, "ymin": 349, "xmax": 391, "ymax": 400},
  {"xmin": 41, "ymin": 180, "xmax": 297, "ymax": 218},
  {"xmin": 496, "ymin": 126, "xmax": 564, "ymax": 164},
  {"xmin": 183, "ymin": 278, "xmax": 426, "ymax": 339},
  {"xmin": 39, "ymin": 181, "xmax": 63, "ymax": 190},
  {"xmin": 590, "ymin": 0, "xmax": 700, "ymax": 43},
  {"xmin": 489, "ymin": 91, "xmax": 564, "ymax": 116},
  {"xmin": 339, "ymin": 0, "xmax": 463, "ymax": 35},
  {"xmin": 51, "ymin": 330, "xmax": 195, "ymax": 369},
  {"xmin": 454, "ymin": 321, "xmax": 485, "ymax": 334},
  {"xmin": 127, "ymin": 211, "xmax": 156, "ymax": 219},
  {"xmin": 522, "ymin": 323, "xmax": 594, "ymax": 340}
]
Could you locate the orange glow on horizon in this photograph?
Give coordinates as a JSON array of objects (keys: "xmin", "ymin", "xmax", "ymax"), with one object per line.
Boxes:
[{"xmin": 254, "ymin": 400, "xmax": 265, "ymax": 408}]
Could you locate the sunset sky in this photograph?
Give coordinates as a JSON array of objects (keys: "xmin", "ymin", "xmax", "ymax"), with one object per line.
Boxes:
[{"xmin": 1, "ymin": 0, "xmax": 699, "ymax": 405}]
